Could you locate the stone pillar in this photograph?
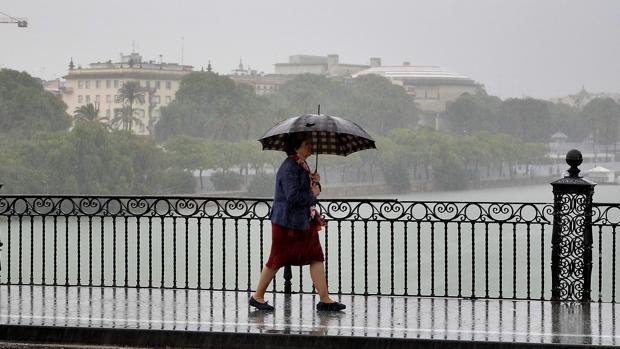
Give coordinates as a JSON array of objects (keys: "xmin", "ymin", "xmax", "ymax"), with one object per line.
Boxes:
[{"xmin": 551, "ymin": 149, "xmax": 596, "ymax": 301}]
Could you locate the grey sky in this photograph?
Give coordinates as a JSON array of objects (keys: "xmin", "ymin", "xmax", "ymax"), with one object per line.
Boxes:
[{"xmin": 1, "ymin": 0, "xmax": 619, "ymax": 99}]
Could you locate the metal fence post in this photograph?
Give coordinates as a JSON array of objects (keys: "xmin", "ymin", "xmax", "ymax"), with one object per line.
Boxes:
[
  {"xmin": 283, "ymin": 265, "xmax": 292, "ymax": 294},
  {"xmin": 0, "ymin": 183, "xmax": 3, "ymax": 275},
  {"xmin": 551, "ymin": 149, "xmax": 595, "ymax": 301}
]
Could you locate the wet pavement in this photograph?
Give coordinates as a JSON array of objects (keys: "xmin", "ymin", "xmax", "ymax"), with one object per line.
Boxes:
[{"xmin": 0, "ymin": 285, "xmax": 619, "ymax": 348}]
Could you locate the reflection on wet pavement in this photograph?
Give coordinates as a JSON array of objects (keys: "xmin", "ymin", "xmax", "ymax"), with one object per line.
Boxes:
[{"xmin": 0, "ymin": 285, "xmax": 619, "ymax": 346}]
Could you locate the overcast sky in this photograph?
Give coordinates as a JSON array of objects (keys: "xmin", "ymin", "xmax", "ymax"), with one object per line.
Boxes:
[{"xmin": 1, "ymin": 0, "xmax": 619, "ymax": 99}]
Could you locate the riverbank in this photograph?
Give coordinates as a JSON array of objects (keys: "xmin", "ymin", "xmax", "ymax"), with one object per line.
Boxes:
[
  {"xmin": 321, "ymin": 175, "xmax": 557, "ymax": 198},
  {"xmin": 198, "ymin": 175, "xmax": 558, "ymax": 199}
]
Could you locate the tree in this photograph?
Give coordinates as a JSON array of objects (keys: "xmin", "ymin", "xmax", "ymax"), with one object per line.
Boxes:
[
  {"xmin": 583, "ymin": 98, "xmax": 620, "ymax": 160},
  {"xmin": 155, "ymin": 72, "xmax": 270, "ymax": 142},
  {"xmin": 270, "ymin": 74, "xmax": 344, "ymax": 117},
  {"xmin": 0, "ymin": 123, "xmax": 194, "ymax": 195},
  {"xmin": 548, "ymin": 102, "xmax": 587, "ymax": 141},
  {"xmin": 111, "ymin": 106, "xmax": 144, "ymax": 131},
  {"xmin": 444, "ymin": 92, "xmax": 501, "ymax": 135},
  {"xmin": 268, "ymin": 73, "xmax": 417, "ymax": 136},
  {"xmin": 498, "ymin": 98, "xmax": 552, "ymax": 142},
  {"xmin": 164, "ymin": 135, "xmax": 212, "ymax": 189},
  {"xmin": 74, "ymin": 103, "xmax": 109, "ymax": 126},
  {"xmin": 115, "ymin": 81, "xmax": 145, "ymax": 132},
  {"xmin": 0, "ymin": 69, "xmax": 71, "ymax": 138},
  {"xmin": 349, "ymin": 74, "xmax": 418, "ymax": 133}
]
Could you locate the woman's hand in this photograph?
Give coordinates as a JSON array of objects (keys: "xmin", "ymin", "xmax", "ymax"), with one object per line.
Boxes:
[
  {"xmin": 312, "ymin": 185, "xmax": 321, "ymax": 197},
  {"xmin": 311, "ymin": 172, "xmax": 321, "ymax": 183}
]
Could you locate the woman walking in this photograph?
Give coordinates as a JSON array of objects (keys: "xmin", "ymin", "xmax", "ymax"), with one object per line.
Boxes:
[{"xmin": 249, "ymin": 132, "xmax": 346, "ymax": 312}]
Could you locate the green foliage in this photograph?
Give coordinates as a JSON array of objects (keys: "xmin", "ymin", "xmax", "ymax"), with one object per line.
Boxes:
[
  {"xmin": 210, "ymin": 171, "xmax": 242, "ymax": 191},
  {"xmin": 110, "ymin": 81, "xmax": 146, "ymax": 132},
  {"xmin": 445, "ymin": 92, "xmax": 502, "ymax": 134},
  {"xmin": 548, "ymin": 102, "xmax": 587, "ymax": 141},
  {"xmin": 155, "ymin": 72, "xmax": 417, "ymax": 144},
  {"xmin": 349, "ymin": 74, "xmax": 418, "ymax": 133},
  {"xmin": 498, "ymin": 98, "xmax": 552, "ymax": 142},
  {"xmin": 268, "ymin": 73, "xmax": 418, "ymax": 135},
  {"xmin": 430, "ymin": 141, "xmax": 468, "ymax": 190},
  {"xmin": 247, "ymin": 173, "xmax": 276, "ymax": 197},
  {"xmin": 160, "ymin": 168, "xmax": 197, "ymax": 194},
  {"xmin": 155, "ymin": 72, "xmax": 270, "ymax": 142},
  {"xmin": 0, "ymin": 69, "xmax": 71, "ymax": 138},
  {"xmin": 383, "ymin": 128, "xmax": 547, "ymax": 191},
  {"xmin": 0, "ymin": 66, "xmax": 588, "ymax": 195},
  {"xmin": 583, "ymin": 98, "xmax": 620, "ymax": 145},
  {"xmin": 374, "ymin": 136, "xmax": 410, "ymax": 193},
  {"xmin": 0, "ymin": 123, "xmax": 194, "ymax": 194},
  {"xmin": 74, "ymin": 103, "xmax": 99, "ymax": 121},
  {"xmin": 164, "ymin": 135, "xmax": 211, "ymax": 170}
]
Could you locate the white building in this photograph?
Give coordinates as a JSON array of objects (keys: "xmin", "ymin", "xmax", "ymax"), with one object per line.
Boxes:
[
  {"xmin": 275, "ymin": 54, "xmax": 371, "ymax": 77},
  {"xmin": 227, "ymin": 60, "xmax": 292, "ymax": 96},
  {"xmin": 62, "ymin": 53, "xmax": 193, "ymax": 135}
]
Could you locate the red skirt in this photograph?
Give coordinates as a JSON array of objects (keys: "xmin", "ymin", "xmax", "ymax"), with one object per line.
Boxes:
[{"xmin": 265, "ymin": 223, "xmax": 325, "ymax": 269}]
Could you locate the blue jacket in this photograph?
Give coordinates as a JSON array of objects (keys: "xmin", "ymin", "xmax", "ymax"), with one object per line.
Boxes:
[{"xmin": 270, "ymin": 157, "xmax": 318, "ymax": 231}]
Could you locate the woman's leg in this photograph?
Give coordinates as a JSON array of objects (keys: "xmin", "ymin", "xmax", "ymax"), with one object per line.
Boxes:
[
  {"xmin": 309, "ymin": 261, "xmax": 334, "ymax": 303},
  {"xmin": 253, "ymin": 266, "xmax": 278, "ymax": 302}
]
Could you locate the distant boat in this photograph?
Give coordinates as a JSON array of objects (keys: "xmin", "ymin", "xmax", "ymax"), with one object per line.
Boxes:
[{"xmin": 585, "ymin": 166, "xmax": 617, "ymax": 185}]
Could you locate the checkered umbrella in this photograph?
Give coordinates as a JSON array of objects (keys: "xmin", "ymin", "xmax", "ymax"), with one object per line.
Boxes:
[{"xmin": 259, "ymin": 114, "xmax": 376, "ymax": 167}]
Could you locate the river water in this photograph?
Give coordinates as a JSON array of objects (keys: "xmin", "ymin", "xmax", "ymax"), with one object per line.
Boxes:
[{"xmin": 375, "ymin": 183, "xmax": 620, "ymax": 203}]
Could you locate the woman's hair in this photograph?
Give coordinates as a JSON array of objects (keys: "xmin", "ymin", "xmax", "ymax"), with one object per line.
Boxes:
[{"xmin": 284, "ymin": 132, "xmax": 312, "ymax": 156}]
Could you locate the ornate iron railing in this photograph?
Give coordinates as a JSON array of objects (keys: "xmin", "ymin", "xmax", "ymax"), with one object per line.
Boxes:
[
  {"xmin": 592, "ymin": 202, "xmax": 620, "ymax": 302},
  {"xmin": 0, "ymin": 195, "xmax": 617, "ymax": 302}
]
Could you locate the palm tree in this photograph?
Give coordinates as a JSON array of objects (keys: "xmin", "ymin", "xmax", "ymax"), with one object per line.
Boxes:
[
  {"xmin": 117, "ymin": 81, "xmax": 145, "ymax": 132},
  {"xmin": 74, "ymin": 103, "xmax": 108, "ymax": 122},
  {"xmin": 111, "ymin": 106, "xmax": 144, "ymax": 132}
]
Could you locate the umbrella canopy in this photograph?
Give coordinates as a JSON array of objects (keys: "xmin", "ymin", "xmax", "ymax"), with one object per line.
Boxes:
[{"xmin": 258, "ymin": 114, "xmax": 376, "ymax": 156}]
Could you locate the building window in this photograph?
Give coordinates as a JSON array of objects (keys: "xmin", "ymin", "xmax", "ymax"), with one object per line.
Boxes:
[
  {"xmin": 165, "ymin": 96, "xmax": 171, "ymax": 104},
  {"xmin": 106, "ymin": 109, "xmax": 111, "ymax": 117},
  {"xmin": 152, "ymin": 95, "xmax": 161, "ymax": 104},
  {"xmin": 95, "ymin": 95, "xmax": 101, "ymax": 102},
  {"xmin": 114, "ymin": 95, "xmax": 120, "ymax": 103},
  {"xmin": 114, "ymin": 80, "xmax": 119, "ymax": 88},
  {"xmin": 78, "ymin": 80, "xmax": 83, "ymax": 89},
  {"xmin": 146, "ymin": 81, "xmax": 151, "ymax": 88},
  {"xmin": 165, "ymin": 81, "xmax": 171, "ymax": 89},
  {"xmin": 106, "ymin": 95, "xmax": 111, "ymax": 103},
  {"xmin": 78, "ymin": 95, "xmax": 83, "ymax": 103},
  {"xmin": 156, "ymin": 81, "xmax": 161, "ymax": 88},
  {"xmin": 85, "ymin": 95, "xmax": 91, "ymax": 103},
  {"xmin": 85, "ymin": 80, "xmax": 90, "ymax": 89},
  {"xmin": 106, "ymin": 80, "xmax": 111, "ymax": 88},
  {"xmin": 95, "ymin": 80, "xmax": 101, "ymax": 88}
]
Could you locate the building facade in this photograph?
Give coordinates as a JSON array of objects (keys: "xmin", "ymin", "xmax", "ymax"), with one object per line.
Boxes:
[
  {"xmin": 62, "ymin": 53, "xmax": 193, "ymax": 135},
  {"xmin": 275, "ymin": 54, "xmax": 371, "ymax": 77},
  {"xmin": 226, "ymin": 59, "xmax": 293, "ymax": 96}
]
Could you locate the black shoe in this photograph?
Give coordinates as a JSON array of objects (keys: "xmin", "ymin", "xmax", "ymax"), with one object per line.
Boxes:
[
  {"xmin": 249, "ymin": 296, "xmax": 274, "ymax": 311},
  {"xmin": 316, "ymin": 301, "xmax": 346, "ymax": 311}
]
